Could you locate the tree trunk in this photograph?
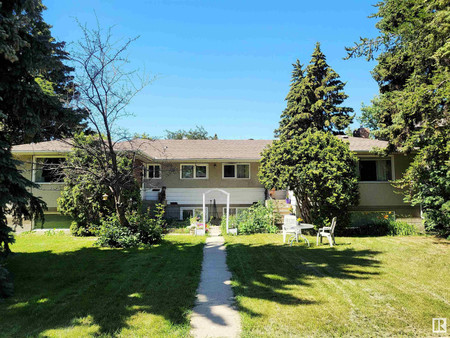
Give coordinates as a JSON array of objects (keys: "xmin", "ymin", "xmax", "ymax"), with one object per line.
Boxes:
[
  {"xmin": 295, "ymin": 191, "xmax": 312, "ymax": 224},
  {"xmin": 112, "ymin": 188, "xmax": 129, "ymax": 228},
  {"xmin": 2, "ymin": 240, "xmax": 11, "ymax": 256}
]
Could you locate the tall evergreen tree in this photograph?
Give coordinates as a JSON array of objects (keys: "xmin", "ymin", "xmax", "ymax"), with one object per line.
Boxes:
[
  {"xmin": 346, "ymin": 0, "xmax": 449, "ymax": 236},
  {"xmin": 0, "ymin": 119, "xmax": 46, "ymax": 255},
  {"xmin": 0, "ymin": 0, "xmax": 87, "ymax": 145},
  {"xmin": 276, "ymin": 43, "xmax": 354, "ymax": 138},
  {"xmin": 0, "ymin": 0, "xmax": 87, "ymax": 254}
]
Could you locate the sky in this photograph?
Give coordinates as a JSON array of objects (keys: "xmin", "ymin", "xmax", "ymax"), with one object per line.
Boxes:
[{"xmin": 43, "ymin": 0, "xmax": 381, "ymax": 140}]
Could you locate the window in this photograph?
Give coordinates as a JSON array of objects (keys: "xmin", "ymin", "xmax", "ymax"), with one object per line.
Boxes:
[
  {"xmin": 222, "ymin": 207, "xmax": 246, "ymax": 216},
  {"xmin": 359, "ymin": 159, "xmax": 392, "ymax": 181},
  {"xmin": 222, "ymin": 164, "xmax": 250, "ymax": 179},
  {"xmin": 33, "ymin": 157, "xmax": 65, "ymax": 183},
  {"xmin": 180, "ymin": 207, "xmax": 208, "ymax": 220},
  {"xmin": 181, "ymin": 164, "xmax": 208, "ymax": 179},
  {"xmin": 146, "ymin": 164, "xmax": 161, "ymax": 179}
]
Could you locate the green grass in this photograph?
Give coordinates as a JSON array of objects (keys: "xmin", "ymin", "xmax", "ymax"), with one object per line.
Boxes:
[
  {"xmin": 225, "ymin": 234, "xmax": 450, "ymax": 337},
  {"xmin": 34, "ymin": 214, "xmax": 73, "ymax": 229},
  {"xmin": 0, "ymin": 233, "xmax": 205, "ymax": 337}
]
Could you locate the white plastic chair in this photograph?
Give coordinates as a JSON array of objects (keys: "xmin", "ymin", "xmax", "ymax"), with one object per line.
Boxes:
[
  {"xmin": 317, "ymin": 217, "xmax": 337, "ymax": 247},
  {"xmin": 282, "ymin": 215, "xmax": 298, "ymax": 243}
]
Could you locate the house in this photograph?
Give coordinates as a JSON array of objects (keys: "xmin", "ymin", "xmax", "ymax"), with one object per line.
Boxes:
[{"xmin": 10, "ymin": 136, "xmax": 421, "ymax": 230}]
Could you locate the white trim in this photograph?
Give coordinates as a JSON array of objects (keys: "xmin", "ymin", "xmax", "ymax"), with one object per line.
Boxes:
[
  {"xmin": 222, "ymin": 207, "xmax": 246, "ymax": 215},
  {"xmin": 202, "ymin": 188, "xmax": 230, "ymax": 233},
  {"xmin": 180, "ymin": 163, "xmax": 209, "ymax": 179},
  {"xmin": 146, "ymin": 163, "xmax": 161, "ymax": 179},
  {"xmin": 390, "ymin": 154, "xmax": 395, "ymax": 180},
  {"xmin": 166, "ymin": 188, "xmax": 264, "ymax": 204},
  {"xmin": 222, "ymin": 163, "xmax": 251, "ymax": 179},
  {"xmin": 32, "ymin": 155, "xmax": 66, "ymax": 183},
  {"xmin": 180, "ymin": 207, "xmax": 208, "ymax": 221}
]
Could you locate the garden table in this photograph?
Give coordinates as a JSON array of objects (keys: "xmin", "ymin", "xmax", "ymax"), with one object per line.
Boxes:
[{"xmin": 289, "ymin": 223, "xmax": 315, "ymax": 247}]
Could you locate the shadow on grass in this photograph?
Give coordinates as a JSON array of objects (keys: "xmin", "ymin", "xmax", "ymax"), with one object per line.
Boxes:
[
  {"xmin": 226, "ymin": 240, "xmax": 381, "ymax": 316},
  {"xmin": 0, "ymin": 238, "xmax": 204, "ymax": 337}
]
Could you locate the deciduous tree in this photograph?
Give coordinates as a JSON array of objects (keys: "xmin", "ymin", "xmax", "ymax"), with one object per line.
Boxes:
[
  {"xmin": 165, "ymin": 125, "xmax": 218, "ymax": 140},
  {"xmin": 69, "ymin": 22, "xmax": 150, "ymax": 228},
  {"xmin": 259, "ymin": 130, "xmax": 359, "ymax": 226}
]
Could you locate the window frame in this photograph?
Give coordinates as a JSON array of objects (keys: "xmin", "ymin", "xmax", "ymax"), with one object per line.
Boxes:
[
  {"xmin": 222, "ymin": 207, "xmax": 246, "ymax": 216},
  {"xmin": 222, "ymin": 163, "xmax": 251, "ymax": 179},
  {"xmin": 32, "ymin": 156, "xmax": 66, "ymax": 184},
  {"xmin": 146, "ymin": 164, "xmax": 161, "ymax": 179},
  {"xmin": 358, "ymin": 156, "xmax": 395, "ymax": 183},
  {"xmin": 179, "ymin": 207, "xmax": 209, "ymax": 220},
  {"xmin": 180, "ymin": 164, "xmax": 209, "ymax": 180}
]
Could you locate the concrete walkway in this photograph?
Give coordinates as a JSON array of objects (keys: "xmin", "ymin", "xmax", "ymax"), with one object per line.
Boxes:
[{"xmin": 190, "ymin": 227, "xmax": 241, "ymax": 337}]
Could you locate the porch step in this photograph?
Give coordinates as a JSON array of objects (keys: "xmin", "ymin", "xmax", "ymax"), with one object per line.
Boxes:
[{"xmin": 267, "ymin": 199, "xmax": 293, "ymax": 223}]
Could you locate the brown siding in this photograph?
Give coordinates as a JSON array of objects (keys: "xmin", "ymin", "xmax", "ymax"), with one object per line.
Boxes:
[{"xmin": 143, "ymin": 161, "xmax": 263, "ymax": 189}]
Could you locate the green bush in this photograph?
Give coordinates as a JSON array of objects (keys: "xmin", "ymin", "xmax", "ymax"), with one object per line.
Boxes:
[
  {"xmin": 70, "ymin": 221, "xmax": 95, "ymax": 237},
  {"xmin": 0, "ymin": 264, "xmax": 13, "ymax": 298},
  {"xmin": 386, "ymin": 220, "xmax": 417, "ymax": 236},
  {"xmin": 342, "ymin": 212, "xmax": 416, "ymax": 236},
  {"xmin": 220, "ymin": 202, "xmax": 278, "ymax": 235},
  {"xmin": 58, "ymin": 133, "xmax": 141, "ymax": 237},
  {"xmin": 96, "ymin": 206, "xmax": 165, "ymax": 248},
  {"xmin": 220, "ymin": 215, "xmax": 238, "ymax": 235},
  {"xmin": 259, "ymin": 129, "xmax": 359, "ymax": 227}
]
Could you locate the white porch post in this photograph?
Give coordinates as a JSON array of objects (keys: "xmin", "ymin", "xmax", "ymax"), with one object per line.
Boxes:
[
  {"xmin": 202, "ymin": 193, "xmax": 206, "ymax": 232},
  {"xmin": 226, "ymin": 194, "xmax": 230, "ymax": 233}
]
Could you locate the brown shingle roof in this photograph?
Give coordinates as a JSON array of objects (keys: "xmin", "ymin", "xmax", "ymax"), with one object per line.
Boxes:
[
  {"xmin": 11, "ymin": 139, "xmax": 73, "ymax": 154},
  {"xmin": 118, "ymin": 139, "xmax": 273, "ymax": 160},
  {"xmin": 336, "ymin": 135, "xmax": 388, "ymax": 152},
  {"xmin": 12, "ymin": 136, "xmax": 389, "ymax": 158}
]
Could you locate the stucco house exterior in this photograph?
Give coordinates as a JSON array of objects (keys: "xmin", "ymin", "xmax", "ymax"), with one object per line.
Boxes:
[{"xmin": 11, "ymin": 136, "xmax": 421, "ymax": 230}]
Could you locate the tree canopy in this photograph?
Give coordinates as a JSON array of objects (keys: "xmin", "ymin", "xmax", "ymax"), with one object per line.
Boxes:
[
  {"xmin": 0, "ymin": 0, "xmax": 88, "ymax": 145},
  {"xmin": 69, "ymin": 22, "xmax": 150, "ymax": 228},
  {"xmin": 57, "ymin": 133, "xmax": 140, "ymax": 236},
  {"xmin": 346, "ymin": 0, "xmax": 449, "ymax": 236},
  {"xmin": 276, "ymin": 43, "xmax": 354, "ymax": 139},
  {"xmin": 165, "ymin": 125, "xmax": 218, "ymax": 140},
  {"xmin": 259, "ymin": 130, "xmax": 359, "ymax": 226}
]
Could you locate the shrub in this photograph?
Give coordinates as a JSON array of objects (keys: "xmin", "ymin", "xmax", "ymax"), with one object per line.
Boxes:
[
  {"xmin": 127, "ymin": 210, "xmax": 164, "ymax": 245},
  {"xmin": 58, "ymin": 133, "xmax": 142, "ymax": 237},
  {"xmin": 166, "ymin": 218, "xmax": 190, "ymax": 229},
  {"xmin": 96, "ymin": 205, "xmax": 165, "ymax": 248},
  {"xmin": 0, "ymin": 264, "xmax": 13, "ymax": 298},
  {"xmin": 220, "ymin": 215, "xmax": 239, "ymax": 235},
  {"xmin": 96, "ymin": 215, "xmax": 140, "ymax": 248},
  {"xmin": 341, "ymin": 212, "xmax": 417, "ymax": 236},
  {"xmin": 220, "ymin": 202, "xmax": 278, "ymax": 235},
  {"xmin": 386, "ymin": 220, "xmax": 417, "ymax": 236}
]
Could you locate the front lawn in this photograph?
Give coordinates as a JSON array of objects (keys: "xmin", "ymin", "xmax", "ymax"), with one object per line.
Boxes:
[
  {"xmin": 0, "ymin": 233, "xmax": 205, "ymax": 337},
  {"xmin": 225, "ymin": 234, "xmax": 450, "ymax": 337}
]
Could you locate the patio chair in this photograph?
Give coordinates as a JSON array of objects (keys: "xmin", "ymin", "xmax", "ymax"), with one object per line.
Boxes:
[
  {"xmin": 282, "ymin": 215, "xmax": 298, "ymax": 243},
  {"xmin": 316, "ymin": 217, "xmax": 337, "ymax": 247}
]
